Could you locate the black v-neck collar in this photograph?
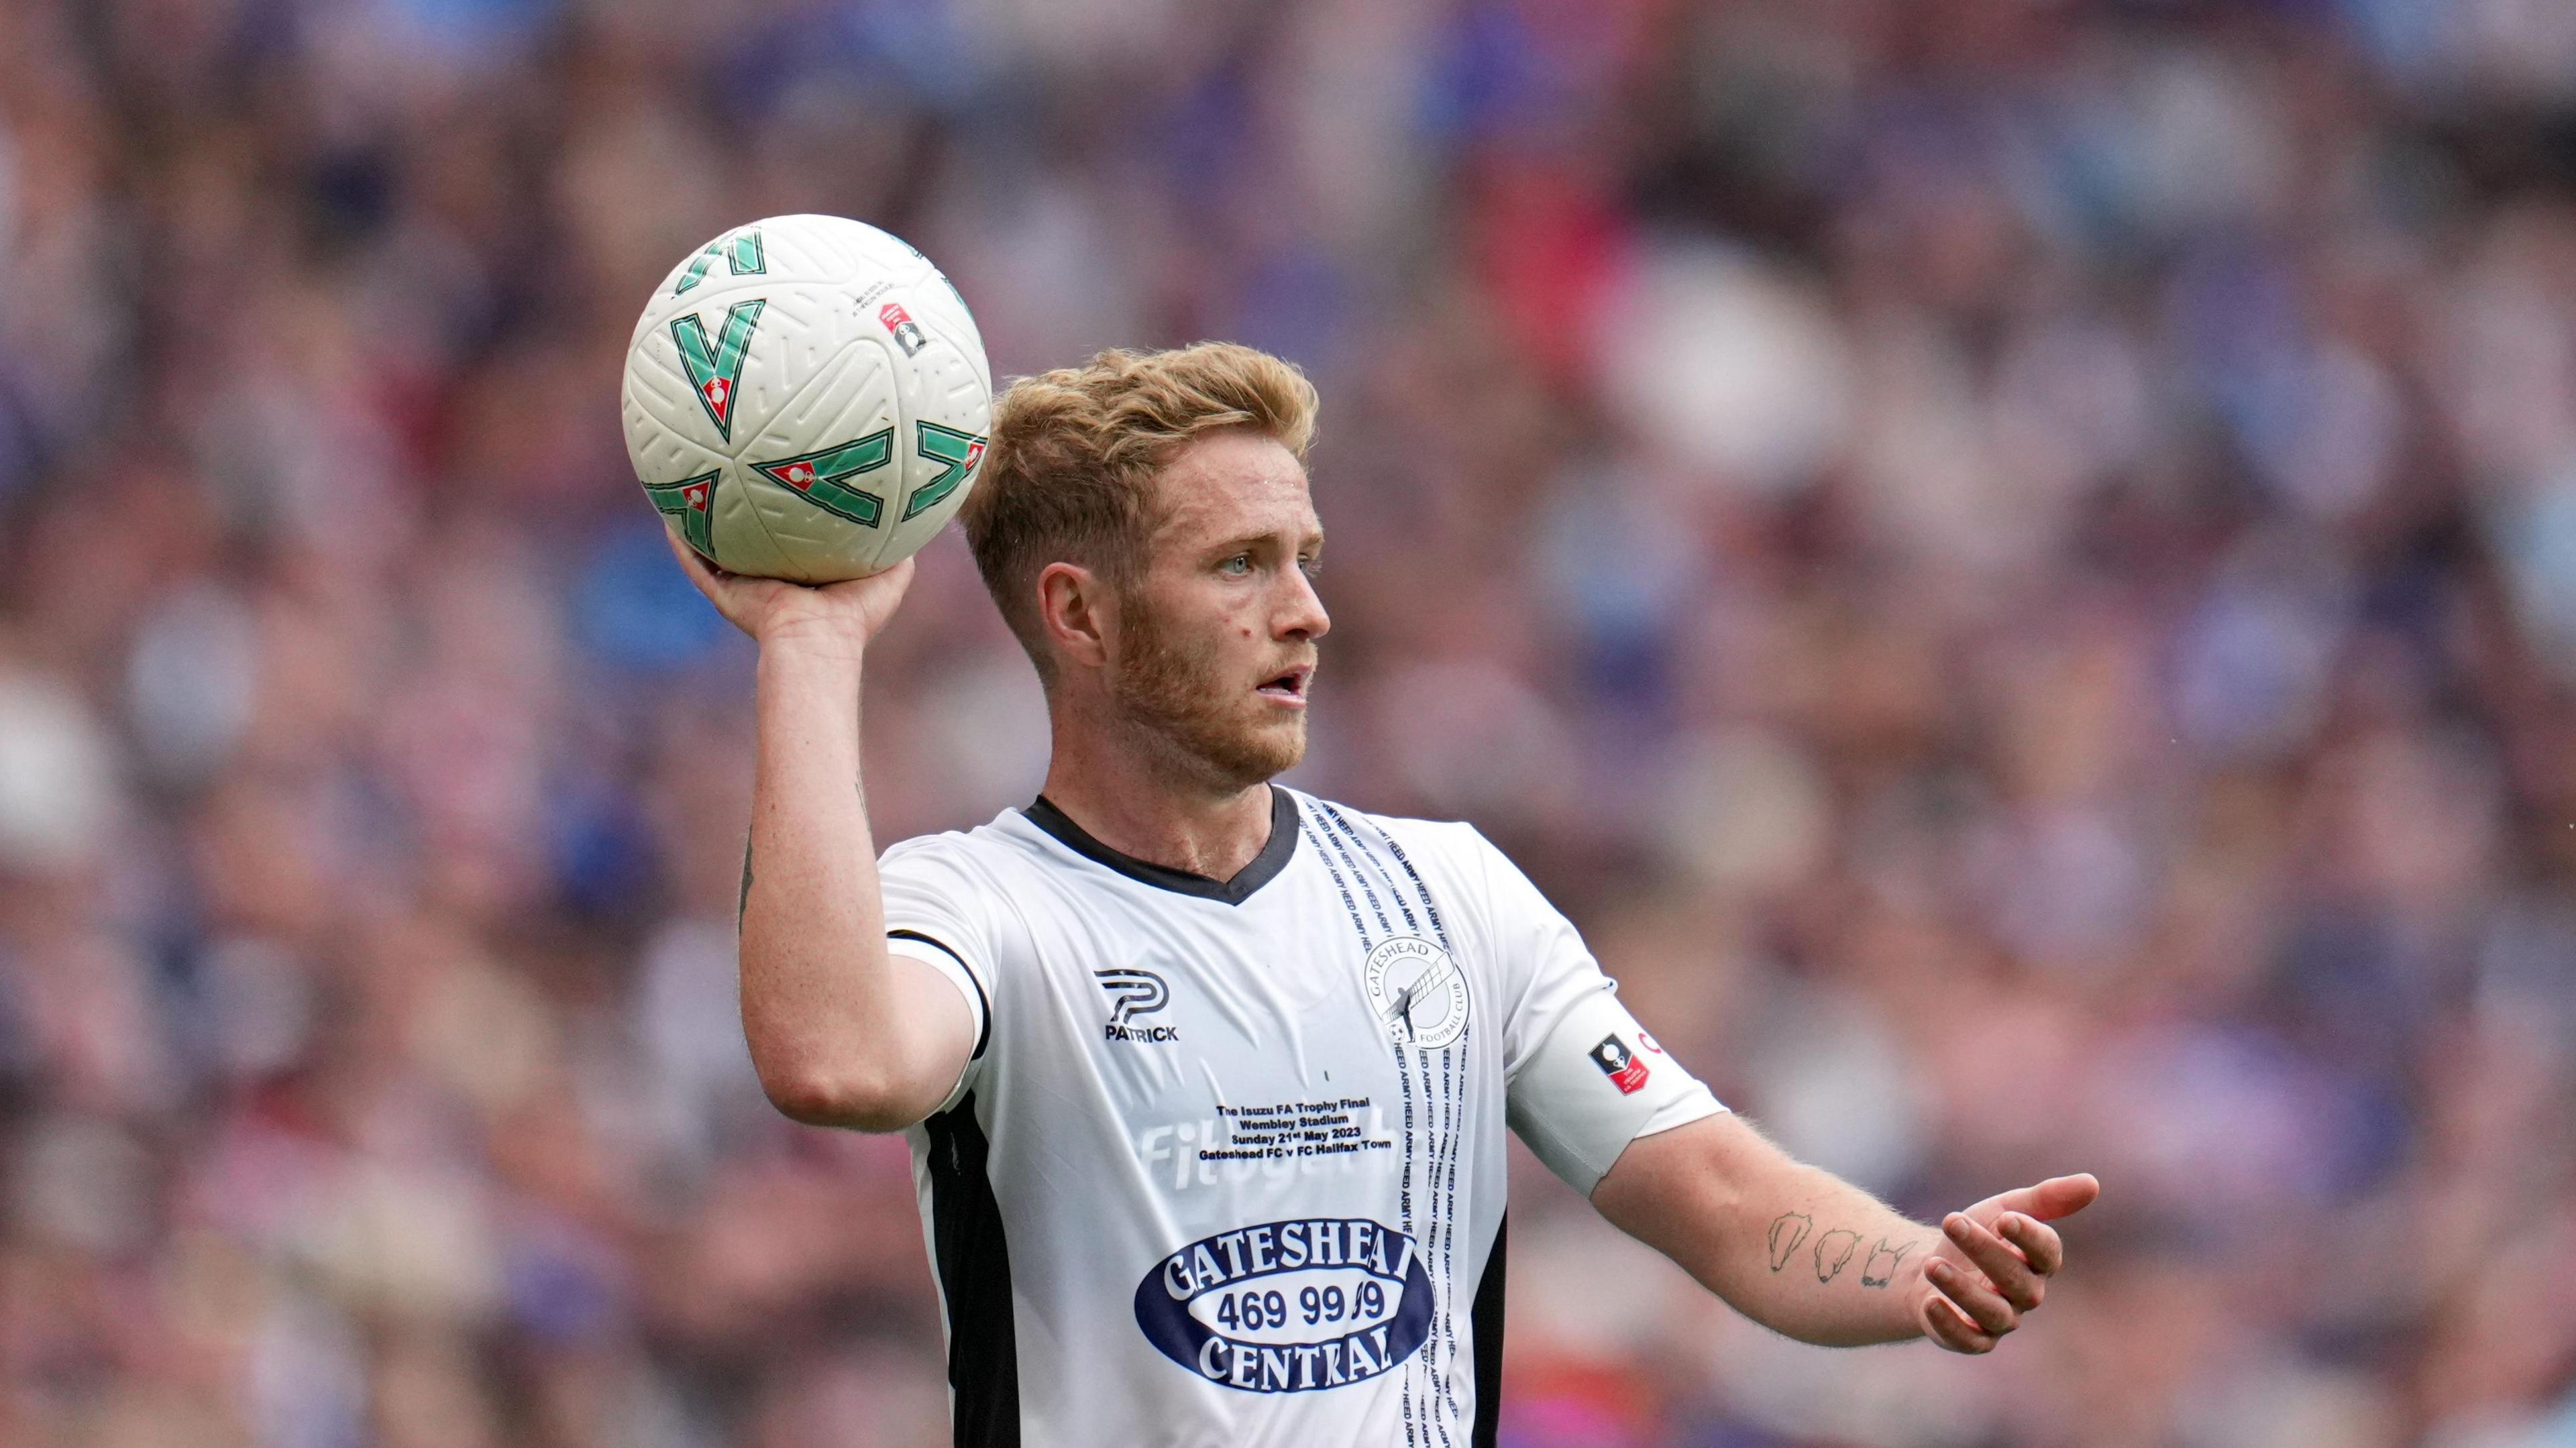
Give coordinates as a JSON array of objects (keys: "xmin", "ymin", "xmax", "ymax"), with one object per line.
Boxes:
[{"xmin": 1020, "ymin": 787, "xmax": 1299, "ymax": 906}]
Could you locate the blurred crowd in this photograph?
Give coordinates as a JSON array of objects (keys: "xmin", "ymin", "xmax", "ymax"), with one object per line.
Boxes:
[{"xmin": 0, "ymin": 0, "xmax": 2573, "ymax": 1444}]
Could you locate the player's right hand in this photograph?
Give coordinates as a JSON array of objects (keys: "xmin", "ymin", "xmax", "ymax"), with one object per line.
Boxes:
[
  {"xmin": 663, "ymin": 528, "xmax": 916, "ymax": 662},
  {"xmin": 1915, "ymin": 1172, "xmax": 2098, "ymax": 1353}
]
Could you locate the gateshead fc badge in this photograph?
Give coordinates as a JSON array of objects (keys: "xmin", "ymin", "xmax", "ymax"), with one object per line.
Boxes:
[{"xmin": 1363, "ymin": 937, "xmax": 1468, "ymax": 1049}]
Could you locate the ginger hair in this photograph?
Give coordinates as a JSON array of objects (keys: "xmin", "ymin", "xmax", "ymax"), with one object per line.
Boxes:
[{"xmin": 962, "ymin": 341, "xmax": 1318, "ymax": 683}]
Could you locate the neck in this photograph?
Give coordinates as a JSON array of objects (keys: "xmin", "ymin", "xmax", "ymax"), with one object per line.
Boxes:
[{"xmin": 1038, "ymin": 693, "xmax": 1276, "ymax": 883}]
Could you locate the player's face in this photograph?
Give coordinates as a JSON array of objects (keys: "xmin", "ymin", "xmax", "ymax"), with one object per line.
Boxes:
[{"xmin": 1110, "ymin": 430, "xmax": 1328, "ymax": 789}]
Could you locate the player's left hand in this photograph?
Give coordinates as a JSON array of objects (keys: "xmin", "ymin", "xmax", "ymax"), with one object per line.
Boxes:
[{"xmin": 1914, "ymin": 1173, "xmax": 2099, "ymax": 1353}]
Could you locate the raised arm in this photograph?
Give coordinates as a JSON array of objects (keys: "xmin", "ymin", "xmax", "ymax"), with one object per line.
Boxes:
[
  {"xmin": 1591, "ymin": 1111, "xmax": 2098, "ymax": 1352},
  {"xmin": 667, "ymin": 534, "xmax": 976, "ymax": 1132}
]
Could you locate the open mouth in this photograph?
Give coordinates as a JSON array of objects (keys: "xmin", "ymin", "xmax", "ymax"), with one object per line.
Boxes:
[{"xmin": 1256, "ymin": 665, "xmax": 1313, "ymax": 706}]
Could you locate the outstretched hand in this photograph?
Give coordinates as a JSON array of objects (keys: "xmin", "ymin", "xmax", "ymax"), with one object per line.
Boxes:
[
  {"xmin": 663, "ymin": 530, "xmax": 916, "ymax": 663},
  {"xmin": 1915, "ymin": 1173, "xmax": 2099, "ymax": 1353}
]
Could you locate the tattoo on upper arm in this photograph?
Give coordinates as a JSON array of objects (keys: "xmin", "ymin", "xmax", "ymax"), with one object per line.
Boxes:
[
  {"xmin": 1767, "ymin": 1213, "xmax": 1812, "ymax": 1272},
  {"xmin": 739, "ymin": 840, "xmax": 754, "ymax": 926},
  {"xmin": 1861, "ymin": 1237, "xmax": 1913, "ymax": 1288},
  {"xmin": 1813, "ymin": 1229, "xmax": 1860, "ymax": 1284}
]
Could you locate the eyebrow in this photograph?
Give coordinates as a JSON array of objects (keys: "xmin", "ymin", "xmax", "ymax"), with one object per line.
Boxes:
[{"xmin": 1206, "ymin": 527, "xmax": 1324, "ymax": 555}]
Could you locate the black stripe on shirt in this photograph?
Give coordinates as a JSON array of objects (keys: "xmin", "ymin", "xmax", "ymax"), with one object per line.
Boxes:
[
  {"xmin": 1470, "ymin": 1214, "xmax": 1506, "ymax": 1448},
  {"xmin": 923, "ymin": 1094, "xmax": 1018, "ymax": 1447}
]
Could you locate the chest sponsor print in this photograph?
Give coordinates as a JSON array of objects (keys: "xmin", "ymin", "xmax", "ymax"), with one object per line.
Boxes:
[{"xmin": 1134, "ymin": 1217, "xmax": 1433, "ymax": 1393}]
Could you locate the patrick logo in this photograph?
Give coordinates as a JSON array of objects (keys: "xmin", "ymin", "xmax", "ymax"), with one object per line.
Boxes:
[{"xmin": 670, "ymin": 298, "xmax": 765, "ymax": 442}]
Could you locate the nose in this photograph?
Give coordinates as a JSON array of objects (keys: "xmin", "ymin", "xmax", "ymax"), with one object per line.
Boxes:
[{"xmin": 1278, "ymin": 564, "xmax": 1330, "ymax": 643}]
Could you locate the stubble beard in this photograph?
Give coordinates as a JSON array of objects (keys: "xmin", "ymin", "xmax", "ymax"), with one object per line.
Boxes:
[{"xmin": 1112, "ymin": 595, "xmax": 1307, "ymax": 791}]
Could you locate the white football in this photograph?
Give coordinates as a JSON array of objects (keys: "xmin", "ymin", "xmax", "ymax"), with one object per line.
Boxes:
[{"xmin": 622, "ymin": 215, "xmax": 993, "ymax": 582}]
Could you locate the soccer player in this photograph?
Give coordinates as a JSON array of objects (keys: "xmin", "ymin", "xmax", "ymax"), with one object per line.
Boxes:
[{"xmin": 669, "ymin": 343, "xmax": 2100, "ymax": 1447}]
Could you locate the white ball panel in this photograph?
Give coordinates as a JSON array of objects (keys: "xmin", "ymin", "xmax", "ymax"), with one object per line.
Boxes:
[
  {"xmin": 718, "ymin": 294, "xmax": 855, "ymax": 461},
  {"xmin": 716, "ymin": 473, "xmax": 797, "ymax": 577},
  {"xmin": 622, "ymin": 343, "xmax": 709, "ymax": 463},
  {"xmin": 898, "ymin": 270, "xmax": 990, "ymax": 392},
  {"xmin": 798, "ymin": 213, "xmax": 945, "ymax": 280},
  {"xmin": 735, "ymin": 337, "xmax": 902, "ymax": 583}
]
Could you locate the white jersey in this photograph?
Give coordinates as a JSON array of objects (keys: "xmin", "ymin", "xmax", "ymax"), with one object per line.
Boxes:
[{"xmin": 879, "ymin": 786, "xmax": 1724, "ymax": 1448}]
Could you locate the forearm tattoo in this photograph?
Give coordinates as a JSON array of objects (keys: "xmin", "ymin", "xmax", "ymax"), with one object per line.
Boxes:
[
  {"xmin": 1767, "ymin": 1213, "xmax": 1915, "ymax": 1290},
  {"xmin": 1861, "ymin": 1237, "xmax": 1913, "ymax": 1287},
  {"xmin": 1768, "ymin": 1213, "xmax": 1811, "ymax": 1271},
  {"xmin": 1813, "ymin": 1229, "xmax": 1860, "ymax": 1283}
]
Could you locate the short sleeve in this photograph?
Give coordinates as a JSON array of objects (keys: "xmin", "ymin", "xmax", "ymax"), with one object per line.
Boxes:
[
  {"xmin": 1475, "ymin": 833, "xmax": 1725, "ymax": 1196},
  {"xmin": 878, "ymin": 837, "xmax": 1002, "ymax": 1113}
]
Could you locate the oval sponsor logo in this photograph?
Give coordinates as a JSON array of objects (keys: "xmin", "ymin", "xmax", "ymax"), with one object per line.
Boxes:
[{"xmin": 1133, "ymin": 1217, "xmax": 1433, "ymax": 1394}]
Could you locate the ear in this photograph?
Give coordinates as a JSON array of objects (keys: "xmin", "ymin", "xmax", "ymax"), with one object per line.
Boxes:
[{"xmin": 1037, "ymin": 561, "xmax": 1113, "ymax": 671}]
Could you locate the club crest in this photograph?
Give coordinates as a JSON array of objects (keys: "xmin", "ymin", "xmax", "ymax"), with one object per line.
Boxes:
[{"xmin": 1362, "ymin": 936, "xmax": 1468, "ymax": 1049}]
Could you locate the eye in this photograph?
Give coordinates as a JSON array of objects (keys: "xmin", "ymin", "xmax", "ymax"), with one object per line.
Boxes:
[
  {"xmin": 1298, "ymin": 555, "xmax": 1323, "ymax": 579},
  {"xmin": 1218, "ymin": 553, "xmax": 1253, "ymax": 576}
]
